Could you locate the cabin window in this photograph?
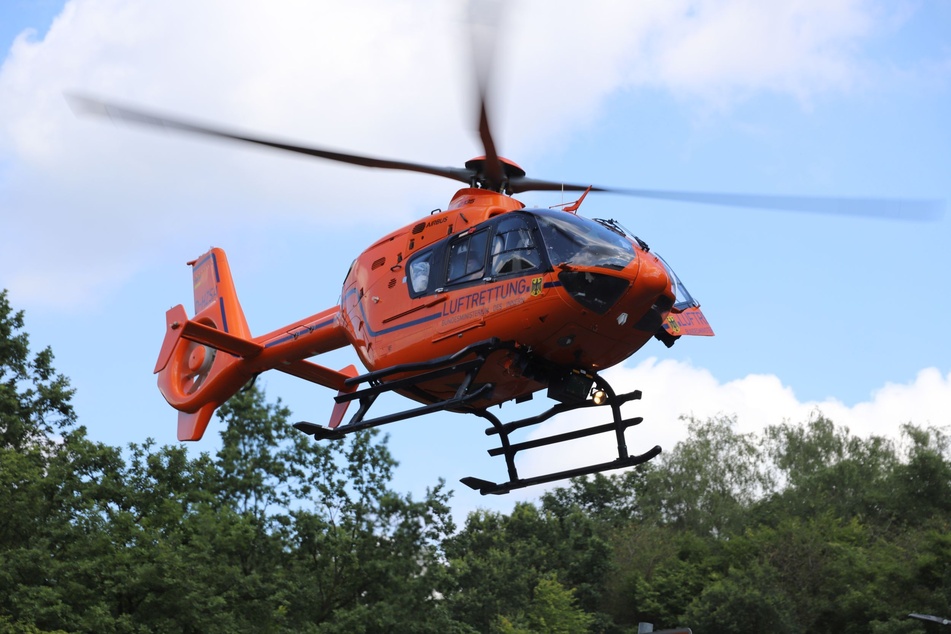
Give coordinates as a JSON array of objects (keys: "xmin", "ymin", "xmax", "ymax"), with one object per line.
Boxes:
[
  {"xmin": 407, "ymin": 215, "xmax": 546, "ymax": 298},
  {"xmin": 447, "ymin": 229, "xmax": 489, "ymax": 284},
  {"xmin": 489, "ymin": 214, "xmax": 541, "ymax": 277}
]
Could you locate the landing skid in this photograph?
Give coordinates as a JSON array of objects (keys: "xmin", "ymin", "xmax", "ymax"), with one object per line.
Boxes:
[
  {"xmin": 462, "ymin": 376, "xmax": 661, "ymax": 495},
  {"xmin": 293, "ymin": 338, "xmax": 661, "ymax": 495}
]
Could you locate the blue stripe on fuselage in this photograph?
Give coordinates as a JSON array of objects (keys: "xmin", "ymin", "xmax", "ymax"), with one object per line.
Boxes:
[{"xmin": 343, "ymin": 288, "xmax": 442, "ymax": 338}]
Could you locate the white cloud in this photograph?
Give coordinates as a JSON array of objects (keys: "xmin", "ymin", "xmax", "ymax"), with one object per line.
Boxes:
[
  {"xmin": 0, "ymin": 0, "xmax": 906, "ymax": 308},
  {"xmin": 517, "ymin": 358, "xmax": 951, "ymax": 482},
  {"xmin": 643, "ymin": 0, "xmax": 875, "ymax": 104}
]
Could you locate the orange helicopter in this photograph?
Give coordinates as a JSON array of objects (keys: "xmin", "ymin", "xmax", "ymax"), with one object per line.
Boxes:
[{"xmin": 69, "ymin": 30, "xmax": 941, "ymax": 495}]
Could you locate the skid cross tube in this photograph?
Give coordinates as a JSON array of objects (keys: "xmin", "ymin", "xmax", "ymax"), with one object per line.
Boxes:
[
  {"xmin": 484, "ymin": 389, "xmax": 643, "ymax": 437},
  {"xmin": 294, "ymin": 338, "xmax": 510, "ymax": 440},
  {"xmin": 335, "ymin": 357, "xmax": 485, "ymax": 406},
  {"xmin": 295, "ymin": 383, "xmax": 493, "ymax": 440},
  {"xmin": 486, "ymin": 418, "xmax": 644, "ymax": 457},
  {"xmin": 341, "ymin": 338, "xmax": 507, "ymax": 388}
]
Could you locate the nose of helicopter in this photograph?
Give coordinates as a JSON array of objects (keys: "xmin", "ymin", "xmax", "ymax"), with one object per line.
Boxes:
[
  {"xmin": 554, "ymin": 247, "xmax": 673, "ymax": 322},
  {"xmin": 544, "ymin": 250, "xmax": 675, "ymax": 371},
  {"xmin": 616, "ymin": 249, "xmax": 674, "ymax": 332}
]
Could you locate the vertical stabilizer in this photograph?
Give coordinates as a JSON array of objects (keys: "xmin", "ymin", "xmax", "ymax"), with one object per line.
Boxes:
[
  {"xmin": 189, "ymin": 249, "xmax": 251, "ymax": 340},
  {"xmin": 156, "ymin": 248, "xmax": 256, "ymax": 441}
]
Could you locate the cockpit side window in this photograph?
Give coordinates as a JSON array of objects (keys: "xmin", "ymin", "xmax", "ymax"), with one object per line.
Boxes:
[
  {"xmin": 655, "ymin": 252, "xmax": 698, "ymax": 311},
  {"xmin": 407, "ymin": 250, "xmax": 433, "ymax": 296},
  {"xmin": 490, "ymin": 215, "xmax": 541, "ymax": 277},
  {"xmin": 447, "ymin": 229, "xmax": 489, "ymax": 285}
]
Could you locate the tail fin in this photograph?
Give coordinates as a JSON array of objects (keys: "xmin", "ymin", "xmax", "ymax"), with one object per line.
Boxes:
[
  {"xmin": 155, "ymin": 248, "xmax": 259, "ymax": 441},
  {"xmin": 189, "ymin": 249, "xmax": 252, "ymax": 340},
  {"xmin": 155, "ymin": 248, "xmax": 354, "ymax": 441}
]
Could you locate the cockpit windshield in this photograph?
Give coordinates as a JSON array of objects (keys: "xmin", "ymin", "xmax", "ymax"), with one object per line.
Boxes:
[
  {"xmin": 532, "ymin": 210, "xmax": 636, "ymax": 271},
  {"xmin": 588, "ymin": 215, "xmax": 700, "ymax": 312},
  {"xmin": 654, "ymin": 252, "xmax": 698, "ymax": 311}
]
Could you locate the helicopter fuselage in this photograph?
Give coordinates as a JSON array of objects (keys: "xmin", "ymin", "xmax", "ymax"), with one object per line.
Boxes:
[
  {"xmin": 155, "ymin": 186, "xmax": 712, "ymax": 445},
  {"xmin": 338, "ymin": 188, "xmax": 683, "ymax": 408}
]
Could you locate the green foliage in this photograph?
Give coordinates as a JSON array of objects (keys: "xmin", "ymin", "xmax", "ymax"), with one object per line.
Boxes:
[
  {"xmin": 3, "ymin": 290, "xmax": 951, "ymax": 633},
  {"xmin": 495, "ymin": 575, "xmax": 594, "ymax": 634},
  {"xmin": 632, "ymin": 415, "xmax": 775, "ymax": 536},
  {"xmin": 545, "ymin": 413, "xmax": 951, "ymax": 632},
  {"xmin": 445, "ymin": 500, "xmax": 614, "ymax": 631},
  {"xmin": 0, "ymin": 293, "xmax": 458, "ymax": 632},
  {"xmin": 682, "ymin": 561, "xmax": 798, "ymax": 633},
  {"xmin": 892, "ymin": 425, "xmax": 951, "ymax": 524},
  {"xmin": 761, "ymin": 414, "xmax": 899, "ymax": 527},
  {"xmin": 0, "ymin": 291, "xmax": 76, "ymax": 452}
]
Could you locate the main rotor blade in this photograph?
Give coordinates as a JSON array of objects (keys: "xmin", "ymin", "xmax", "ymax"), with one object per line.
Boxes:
[
  {"xmin": 611, "ymin": 188, "xmax": 944, "ymax": 220},
  {"xmin": 67, "ymin": 94, "xmax": 476, "ymax": 185},
  {"xmin": 68, "ymin": 94, "xmax": 943, "ymax": 221},
  {"xmin": 467, "ymin": 0, "xmax": 505, "ymax": 190},
  {"xmin": 510, "ymin": 176, "xmax": 944, "ymax": 221}
]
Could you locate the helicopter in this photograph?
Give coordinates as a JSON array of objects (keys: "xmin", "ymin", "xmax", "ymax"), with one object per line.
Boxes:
[{"xmin": 69, "ymin": 16, "xmax": 942, "ymax": 496}]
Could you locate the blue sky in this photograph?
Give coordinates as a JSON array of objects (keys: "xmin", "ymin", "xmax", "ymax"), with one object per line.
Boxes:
[{"xmin": 1, "ymin": 0, "xmax": 949, "ymax": 515}]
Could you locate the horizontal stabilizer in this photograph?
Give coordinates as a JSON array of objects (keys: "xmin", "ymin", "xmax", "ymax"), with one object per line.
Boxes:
[
  {"xmin": 277, "ymin": 360, "xmax": 356, "ymax": 392},
  {"xmin": 153, "ymin": 305, "xmax": 263, "ymax": 375},
  {"xmin": 180, "ymin": 319, "xmax": 263, "ymax": 357}
]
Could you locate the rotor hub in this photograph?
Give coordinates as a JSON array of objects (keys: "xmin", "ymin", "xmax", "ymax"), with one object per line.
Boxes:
[{"xmin": 465, "ymin": 156, "xmax": 526, "ymax": 192}]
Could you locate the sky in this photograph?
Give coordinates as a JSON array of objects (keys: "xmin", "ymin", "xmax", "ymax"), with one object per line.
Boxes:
[{"xmin": 1, "ymin": 0, "xmax": 949, "ymax": 516}]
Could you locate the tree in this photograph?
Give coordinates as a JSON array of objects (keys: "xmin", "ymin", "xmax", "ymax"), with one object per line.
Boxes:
[
  {"xmin": 0, "ymin": 290, "xmax": 462, "ymax": 632},
  {"xmin": 632, "ymin": 415, "xmax": 774, "ymax": 536},
  {"xmin": 761, "ymin": 414, "xmax": 898, "ymax": 528},
  {"xmin": 445, "ymin": 498, "xmax": 616, "ymax": 632},
  {"xmin": 275, "ymin": 423, "xmax": 460, "ymax": 632},
  {"xmin": 890, "ymin": 424, "xmax": 951, "ymax": 526},
  {"xmin": 681, "ymin": 561, "xmax": 798, "ymax": 633},
  {"xmin": 496, "ymin": 575, "xmax": 595, "ymax": 634},
  {"xmin": 0, "ymin": 289, "xmax": 114, "ymax": 631},
  {"xmin": 0, "ymin": 290, "xmax": 76, "ymax": 451},
  {"xmin": 5, "ymin": 287, "xmax": 951, "ymax": 632},
  {"xmin": 545, "ymin": 414, "xmax": 951, "ymax": 632},
  {"xmin": 540, "ymin": 473, "xmax": 636, "ymax": 527}
]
